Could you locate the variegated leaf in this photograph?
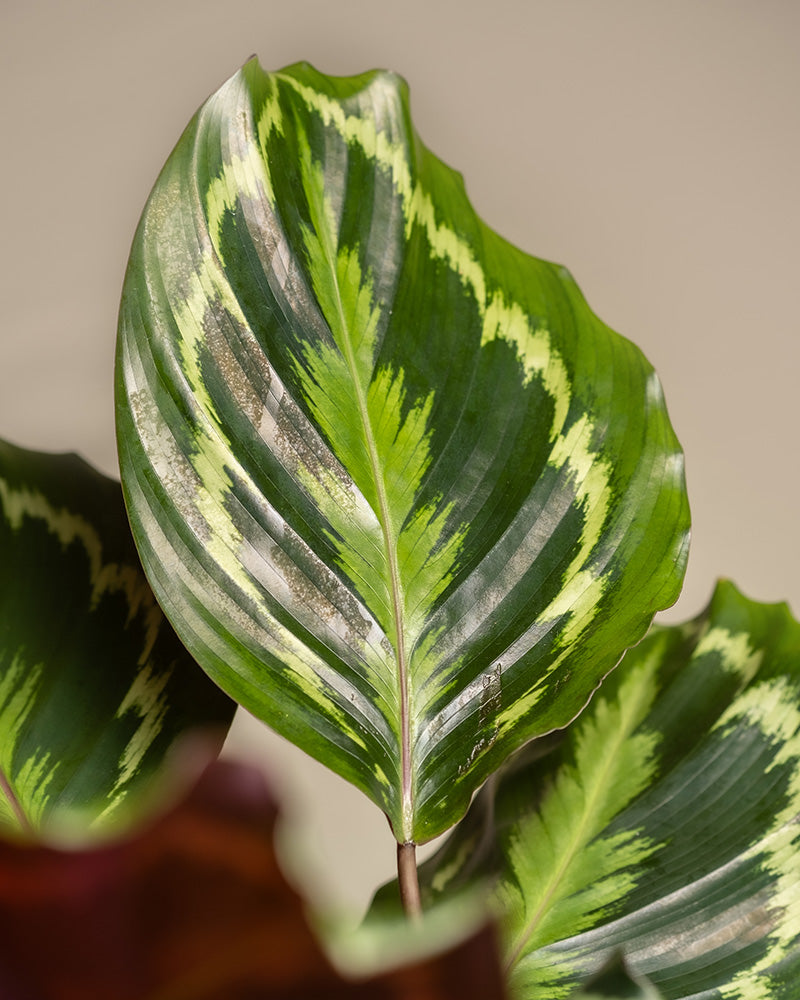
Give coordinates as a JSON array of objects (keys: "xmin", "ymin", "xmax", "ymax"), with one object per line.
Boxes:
[
  {"xmin": 379, "ymin": 581, "xmax": 800, "ymax": 997},
  {"xmin": 116, "ymin": 58, "xmax": 689, "ymax": 843},
  {"xmin": 0, "ymin": 438, "xmax": 235, "ymax": 841}
]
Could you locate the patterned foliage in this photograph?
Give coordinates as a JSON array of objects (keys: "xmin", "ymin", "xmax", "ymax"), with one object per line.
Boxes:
[
  {"xmin": 116, "ymin": 59, "xmax": 689, "ymax": 842},
  {"xmin": 0, "ymin": 439, "xmax": 234, "ymax": 840},
  {"xmin": 396, "ymin": 582, "xmax": 800, "ymax": 998}
]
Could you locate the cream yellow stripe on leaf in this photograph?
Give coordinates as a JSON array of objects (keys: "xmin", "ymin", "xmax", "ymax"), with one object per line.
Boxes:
[
  {"xmin": 482, "ymin": 300, "xmax": 571, "ymax": 428},
  {"xmin": 273, "ymin": 71, "xmax": 491, "ymax": 312},
  {"xmin": 205, "ymin": 144, "xmax": 276, "ymax": 251},
  {"xmin": 404, "ymin": 185, "xmax": 487, "ymax": 306},
  {"xmin": 11, "ymin": 750, "xmax": 54, "ymax": 832},
  {"xmin": 717, "ymin": 677, "xmax": 800, "ymax": 999},
  {"xmin": 253, "ymin": 70, "xmax": 285, "ymax": 151},
  {"xmin": 204, "ymin": 72, "xmax": 282, "ymax": 248},
  {"xmin": 203, "ymin": 64, "xmax": 282, "ymax": 247},
  {"xmin": 0, "ymin": 654, "xmax": 52, "ymax": 830},
  {"xmin": 109, "ymin": 667, "xmax": 172, "ymax": 790},
  {"xmin": 694, "ymin": 626, "xmax": 764, "ymax": 683},
  {"xmin": 271, "ymin": 70, "xmax": 414, "ymax": 202},
  {"xmin": 494, "ymin": 416, "xmax": 613, "ymax": 734},
  {"xmin": 0, "ymin": 474, "xmax": 194, "ymax": 824},
  {"xmin": 0, "ymin": 477, "xmax": 152, "ymax": 616},
  {"xmin": 168, "ymin": 262, "xmax": 265, "ymax": 610}
]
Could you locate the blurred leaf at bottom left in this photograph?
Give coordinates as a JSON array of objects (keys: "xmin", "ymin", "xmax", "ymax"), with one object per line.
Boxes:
[
  {"xmin": 0, "ymin": 437, "xmax": 235, "ymax": 842},
  {"xmin": 0, "ymin": 758, "xmax": 507, "ymax": 1000}
]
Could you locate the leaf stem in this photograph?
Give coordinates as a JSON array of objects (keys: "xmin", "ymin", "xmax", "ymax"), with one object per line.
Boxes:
[{"xmin": 397, "ymin": 841, "xmax": 422, "ymax": 920}]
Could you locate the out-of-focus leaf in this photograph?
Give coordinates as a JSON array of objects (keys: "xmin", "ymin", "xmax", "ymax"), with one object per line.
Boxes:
[
  {"xmin": 0, "ymin": 437, "xmax": 234, "ymax": 841},
  {"xmin": 116, "ymin": 57, "xmax": 689, "ymax": 844},
  {"xmin": 372, "ymin": 581, "xmax": 800, "ymax": 998},
  {"xmin": 570, "ymin": 953, "xmax": 662, "ymax": 999},
  {"xmin": 0, "ymin": 759, "xmax": 507, "ymax": 1000},
  {"xmin": 330, "ymin": 882, "xmax": 494, "ymax": 982}
]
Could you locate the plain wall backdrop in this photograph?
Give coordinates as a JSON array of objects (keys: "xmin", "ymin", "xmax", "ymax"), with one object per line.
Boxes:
[{"xmin": 2, "ymin": 0, "xmax": 798, "ymax": 915}]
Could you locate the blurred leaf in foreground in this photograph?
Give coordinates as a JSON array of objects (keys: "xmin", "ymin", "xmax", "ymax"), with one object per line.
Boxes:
[
  {"xmin": 0, "ymin": 437, "xmax": 235, "ymax": 842},
  {"xmin": 0, "ymin": 758, "xmax": 506, "ymax": 999}
]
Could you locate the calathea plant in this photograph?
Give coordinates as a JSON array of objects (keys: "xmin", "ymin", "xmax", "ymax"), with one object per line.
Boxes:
[{"xmin": 1, "ymin": 57, "xmax": 799, "ymax": 1000}]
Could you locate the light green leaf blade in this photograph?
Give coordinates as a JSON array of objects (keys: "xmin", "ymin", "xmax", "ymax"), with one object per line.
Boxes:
[
  {"xmin": 116, "ymin": 58, "xmax": 689, "ymax": 842},
  {"xmin": 0, "ymin": 438, "xmax": 235, "ymax": 841},
  {"xmin": 386, "ymin": 581, "xmax": 800, "ymax": 997}
]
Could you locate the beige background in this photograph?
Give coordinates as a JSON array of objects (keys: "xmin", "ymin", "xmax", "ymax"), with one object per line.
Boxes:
[{"xmin": 2, "ymin": 1, "xmax": 798, "ymax": 916}]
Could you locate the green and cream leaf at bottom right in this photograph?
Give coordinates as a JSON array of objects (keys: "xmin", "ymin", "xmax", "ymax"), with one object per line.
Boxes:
[{"xmin": 400, "ymin": 581, "xmax": 800, "ymax": 999}]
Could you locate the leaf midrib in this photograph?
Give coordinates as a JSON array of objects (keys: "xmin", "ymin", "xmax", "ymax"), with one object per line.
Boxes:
[
  {"xmin": 311, "ymin": 202, "xmax": 413, "ymax": 843},
  {"xmin": 504, "ymin": 688, "xmax": 646, "ymax": 971}
]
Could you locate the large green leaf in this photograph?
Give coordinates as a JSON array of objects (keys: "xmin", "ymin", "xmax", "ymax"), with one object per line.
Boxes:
[
  {"xmin": 380, "ymin": 581, "xmax": 800, "ymax": 997},
  {"xmin": 0, "ymin": 438, "xmax": 235, "ymax": 841},
  {"xmin": 115, "ymin": 58, "xmax": 689, "ymax": 842}
]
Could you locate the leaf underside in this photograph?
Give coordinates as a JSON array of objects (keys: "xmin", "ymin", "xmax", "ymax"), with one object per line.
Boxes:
[
  {"xmin": 388, "ymin": 581, "xmax": 800, "ymax": 999},
  {"xmin": 0, "ymin": 438, "xmax": 234, "ymax": 841},
  {"xmin": 116, "ymin": 57, "xmax": 689, "ymax": 842}
]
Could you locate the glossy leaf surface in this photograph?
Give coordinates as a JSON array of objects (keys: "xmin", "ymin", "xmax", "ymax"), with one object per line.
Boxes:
[
  {"xmin": 0, "ymin": 438, "xmax": 234, "ymax": 841},
  {"xmin": 0, "ymin": 759, "xmax": 507, "ymax": 1000},
  {"xmin": 116, "ymin": 58, "xmax": 689, "ymax": 842},
  {"xmin": 385, "ymin": 582, "xmax": 800, "ymax": 997}
]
